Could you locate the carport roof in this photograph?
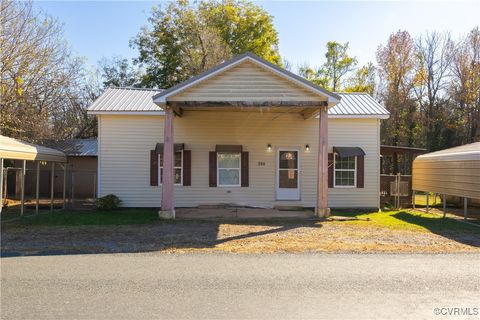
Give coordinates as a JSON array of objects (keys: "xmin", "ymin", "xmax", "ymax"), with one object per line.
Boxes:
[{"xmin": 0, "ymin": 135, "xmax": 67, "ymax": 162}]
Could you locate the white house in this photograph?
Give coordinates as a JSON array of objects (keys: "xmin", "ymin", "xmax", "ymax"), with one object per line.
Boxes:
[{"xmin": 88, "ymin": 52, "xmax": 389, "ymax": 218}]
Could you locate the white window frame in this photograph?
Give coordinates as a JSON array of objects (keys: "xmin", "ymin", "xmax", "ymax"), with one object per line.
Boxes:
[
  {"xmin": 159, "ymin": 150, "xmax": 183, "ymax": 186},
  {"xmin": 333, "ymin": 153, "xmax": 356, "ymax": 188},
  {"xmin": 217, "ymin": 152, "xmax": 241, "ymax": 187}
]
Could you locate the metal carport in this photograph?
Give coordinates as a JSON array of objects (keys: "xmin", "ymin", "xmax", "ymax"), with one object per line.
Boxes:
[
  {"xmin": 0, "ymin": 135, "xmax": 67, "ymax": 215},
  {"xmin": 412, "ymin": 142, "xmax": 480, "ymax": 220}
]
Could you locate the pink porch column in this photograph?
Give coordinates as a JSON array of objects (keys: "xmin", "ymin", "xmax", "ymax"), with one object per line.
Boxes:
[
  {"xmin": 159, "ymin": 107, "xmax": 175, "ymax": 219},
  {"xmin": 316, "ymin": 106, "xmax": 330, "ymax": 217}
]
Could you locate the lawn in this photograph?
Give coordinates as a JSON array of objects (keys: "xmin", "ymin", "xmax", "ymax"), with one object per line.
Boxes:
[
  {"xmin": 2, "ymin": 208, "xmax": 479, "ymax": 255},
  {"xmin": 413, "ymin": 193, "xmax": 442, "ymax": 206},
  {"xmin": 1, "ymin": 209, "xmax": 160, "ymax": 226},
  {"xmin": 332, "ymin": 209, "xmax": 479, "ymax": 232}
]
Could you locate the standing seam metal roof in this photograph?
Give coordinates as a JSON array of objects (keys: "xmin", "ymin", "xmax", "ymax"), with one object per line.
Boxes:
[
  {"xmin": 41, "ymin": 139, "xmax": 98, "ymax": 157},
  {"xmin": 87, "ymin": 88, "xmax": 389, "ymax": 118},
  {"xmin": 88, "ymin": 87, "xmax": 164, "ymax": 112},
  {"xmin": 330, "ymin": 93, "xmax": 389, "ymax": 116}
]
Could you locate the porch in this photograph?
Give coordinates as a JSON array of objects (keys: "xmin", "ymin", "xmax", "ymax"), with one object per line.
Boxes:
[{"xmin": 152, "ymin": 53, "xmax": 340, "ymax": 218}]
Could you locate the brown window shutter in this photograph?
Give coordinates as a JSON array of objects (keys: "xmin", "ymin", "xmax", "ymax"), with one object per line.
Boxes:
[
  {"xmin": 328, "ymin": 153, "xmax": 334, "ymax": 188},
  {"xmin": 209, "ymin": 151, "xmax": 217, "ymax": 187},
  {"xmin": 150, "ymin": 150, "xmax": 158, "ymax": 186},
  {"xmin": 356, "ymin": 155, "xmax": 364, "ymax": 188},
  {"xmin": 241, "ymin": 151, "xmax": 249, "ymax": 187},
  {"xmin": 183, "ymin": 150, "xmax": 191, "ymax": 186}
]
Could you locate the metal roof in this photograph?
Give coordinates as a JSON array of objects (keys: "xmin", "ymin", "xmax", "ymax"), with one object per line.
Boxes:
[
  {"xmin": 88, "ymin": 87, "xmax": 164, "ymax": 113},
  {"xmin": 0, "ymin": 135, "xmax": 67, "ymax": 162},
  {"xmin": 153, "ymin": 51, "xmax": 341, "ymax": 105},
  {"xmin": 87, "ymin": 88, "xmax": 389, "ymax": 119},
  {"xmin": 329, "ymin": 93, "xmax": 389, "ymax": 118},
  {"xmin": 42, "ymin": 139, "xmax": 98, "ymax": 157},
  {"xmin": 414, "ymin": 142, "xmax": 480, "ymax": 162}
]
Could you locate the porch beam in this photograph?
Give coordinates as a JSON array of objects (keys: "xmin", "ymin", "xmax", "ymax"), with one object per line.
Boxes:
[
  {"xmin": 159, "ymin": 107, "xmax": 175, "ymax": 219},
  {"xmin": 316, "ymin": 105, "xmax": 330, "ymax": 218},
  {"xmin": 301, "ymin": 108, "xmax": 320, "ymax": 120},
  {"xmin": 169, "ymin": 101, "xmax": 329, "ymax": 108},
  {"xmin": 171, "ymin": 105, "xmax": 183, "ymax": 117}
]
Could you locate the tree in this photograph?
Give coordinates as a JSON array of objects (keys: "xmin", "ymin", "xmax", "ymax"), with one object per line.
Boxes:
[
  {"xmin": 99, "ymin": 56, "xmax": 141, "ymax": 88},
  {"xmin": 200, "ymin": 0, "xmax": 280, "ymax": 64},
  {"xmin": 318, "ymin": 42, "xmax": 358, "ymax": 91},
  {"xmin": 131, "ymin": 0, "xmax": 280, "ymax": 89},
  {"xmin": 377, "ymin": 31, "xmax": 419, "ymax": 148},
  {"xmin": 413, "ymin": 32, "xmax": 455, "ymax": 151},
  {"xmin": 0, "ymin": 0, "xmax": 97, "ymax": 141},
  {"xmin": 297, "ymin": 42, "xmax": 358, "ymax": 91},
  {"xmin": 449, "ymin": 27, "xmax": 480, "ymax": 144},
  {"xmin": 344, "ymin": 62, "xmax": 376, "ymax": 95}
]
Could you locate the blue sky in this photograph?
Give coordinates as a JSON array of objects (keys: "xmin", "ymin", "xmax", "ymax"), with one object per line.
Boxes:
[{"xmin": 34, "ymin": 1, "xmax": 479, "ymax": 70}]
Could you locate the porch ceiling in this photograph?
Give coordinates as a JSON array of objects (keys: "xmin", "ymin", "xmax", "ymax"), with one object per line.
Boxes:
[{"xmin": 167, "ymin": 101, "xmax": 327, "ymax": 119}]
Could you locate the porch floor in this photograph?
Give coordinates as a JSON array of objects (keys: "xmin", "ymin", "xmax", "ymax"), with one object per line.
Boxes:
[{"xmin": 176, "ymin": 207, "xmax": 316, "ymax": 220}]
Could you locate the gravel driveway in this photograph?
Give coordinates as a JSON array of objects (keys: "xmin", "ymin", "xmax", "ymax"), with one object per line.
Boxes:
[{"xmin": 2, "ymin": 219, "xmax": 479, "ymax": 255}]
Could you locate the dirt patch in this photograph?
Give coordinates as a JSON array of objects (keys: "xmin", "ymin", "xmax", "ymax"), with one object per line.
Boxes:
[{"xmin": 2, "ymin": 220, "xmax": 479, "ymax": 255}]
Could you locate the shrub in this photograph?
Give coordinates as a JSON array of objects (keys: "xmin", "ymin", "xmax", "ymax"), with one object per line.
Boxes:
[{"xmin": 96, "ymin": 194, "xmax": 121, "ymax": 211}]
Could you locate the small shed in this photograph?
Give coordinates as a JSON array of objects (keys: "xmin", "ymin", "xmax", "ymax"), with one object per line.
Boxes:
[
  {"xmin": 41, "ymin": 139, "xmax": 98, "ymax": 199},
  {"xmin": 0, "ymin": 135, "xmax": 67, "ymax": 215},
  {"xmin": 412, "ymin": 142, "xmax": 480, "ymax": 218}
]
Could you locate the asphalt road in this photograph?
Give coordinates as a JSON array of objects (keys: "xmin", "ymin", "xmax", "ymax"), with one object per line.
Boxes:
[{"xmin": 1, "ymin": 253, "xmax": 479, "ymax": 319}]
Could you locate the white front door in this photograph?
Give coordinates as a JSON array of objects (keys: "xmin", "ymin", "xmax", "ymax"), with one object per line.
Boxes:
[{"xmin": 276, "ymin": 149, "xmax": 300, "ymax": 200}]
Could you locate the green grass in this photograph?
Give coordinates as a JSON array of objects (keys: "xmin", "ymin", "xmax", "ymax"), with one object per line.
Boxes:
[
  {"xmin": 332, "ymin": 209, "xmax": 479, "ymax": 233},
  {"xmin": 2, "ymin": 209, "xmax": 160, "ymax": 227},
  {"xmin": 414, "ymin": 194, "xmax": 442, "ymax": 206},
  {"xmin": 3, "ymin": 208, "xmax": 478, "ymax": 235}
]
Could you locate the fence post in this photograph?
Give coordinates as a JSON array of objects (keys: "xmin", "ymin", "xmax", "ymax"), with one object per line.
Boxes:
[
  {"xmin": 412, "ymin": 190, "xmax": 416, "ymax": 209},
  {"xmin": 21, "ymin": 160, "xmax": 26, "ymax": 216},
  {"xmin": 36, "ymin": 161, "xmax": 40, "ymax": 214},
  {"xmin": 442, "ymin": 194, "xmax": 447, "ymax": 218},
  {"xmin": 71, "ymin": 172, "xmax": 75, "ymax": 209},
  {"xmin": 62, "ymin": 164, "xmax": 67, "ymax": 210},
  {"xmin": 464, "ymin": 197, "xmax": 468, "ymax": 220},
  {"xmin": 0, "ymin": 158, "xmax": 3, "ymax": 214},
  {"xmin": 426, "ymin": 193, "xmax": 429, "ymax": 213},
  {"xmin": 50, "ymin": 162, "xmax": 55, "ymax": 212}
]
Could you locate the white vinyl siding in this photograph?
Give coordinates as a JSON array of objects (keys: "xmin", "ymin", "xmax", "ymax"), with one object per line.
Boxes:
[{"xmin": 99, "ymin": 113, "xmax": 380, "ymax": 208}]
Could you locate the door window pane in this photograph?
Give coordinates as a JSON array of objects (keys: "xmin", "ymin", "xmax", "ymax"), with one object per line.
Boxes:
[
  {"xmin": 279, "ymin": 151, "xmax": 298, "ymax": 169},
  {"xmin": 279, "ymin": 170, "xmax": 298, "ymax": 188}
]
